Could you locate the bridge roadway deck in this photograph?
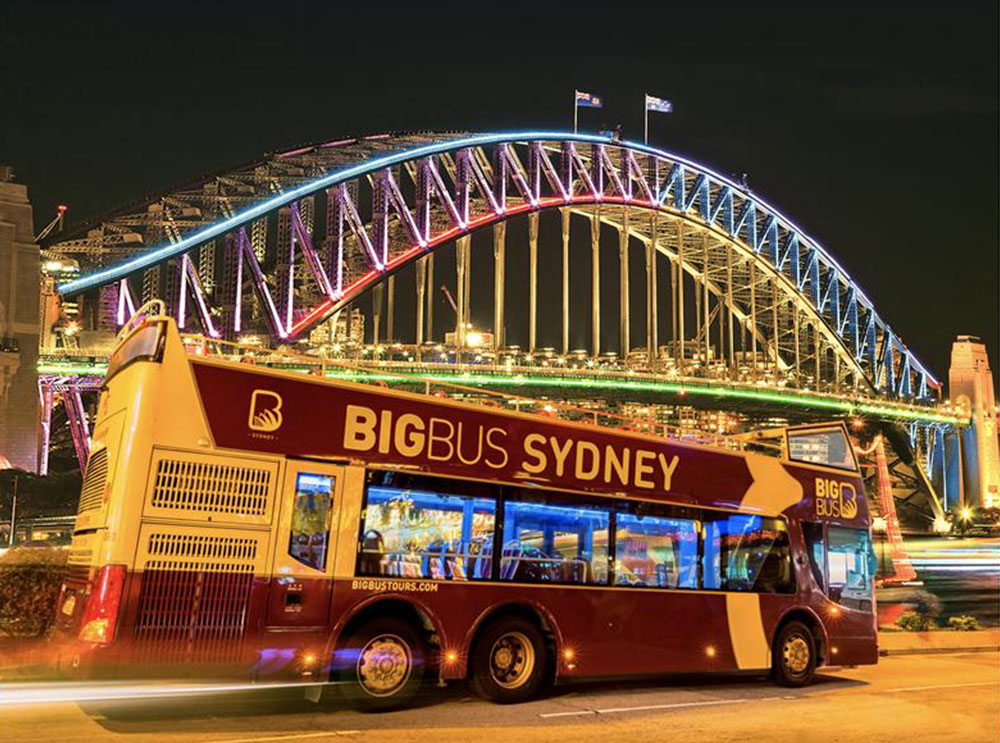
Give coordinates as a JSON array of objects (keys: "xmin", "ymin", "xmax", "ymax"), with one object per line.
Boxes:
[{"xmin": 38, "ymin": 353, "xmax": 968, "ymax": 426}]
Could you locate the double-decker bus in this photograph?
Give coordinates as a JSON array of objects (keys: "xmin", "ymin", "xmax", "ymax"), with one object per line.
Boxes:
[{"xmin": 54, "ymin": 303, "xmax": 878, "ymax": 710}]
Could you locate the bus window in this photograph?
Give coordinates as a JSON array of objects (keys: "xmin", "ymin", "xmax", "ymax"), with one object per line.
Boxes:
[
  {"xmin": 702, "ymin": 515, "xmax": 794, "ymax": 593},
  {"xmin": 787, "ymin": 427, "xmax": 856, "ymax": 471},
  {"xmin": 614, "ymin": 510, "xmax": 698, "ymax": 589},
  {"xmin": 289, "ymin": 472, "xmax": 334, "ymax": 571},
  {"xmin": 360, "ymin": 486, "xmax": 496, "ymax": 580},
  {"xmin": 802, "ymin": 521, "xmax": 826, "ymax": 590},
  {"xmin": 827, "ymin": 526, "xmax": 875, "ymax": 610},
  {"xmin": 501, "ymin": 497, "xmax": 610, "ymax": 585}
]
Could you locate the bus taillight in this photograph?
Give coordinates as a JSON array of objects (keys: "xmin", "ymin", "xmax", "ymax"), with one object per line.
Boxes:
[{"xmin": 78, "ymin": 564, "xmax": 126, "ymax": 645}]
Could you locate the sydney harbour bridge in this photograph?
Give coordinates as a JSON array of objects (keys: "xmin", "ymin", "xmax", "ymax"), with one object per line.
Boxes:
[{"xmin": 29, "ymin": 131, "xmax": 990, "ymax": 536}]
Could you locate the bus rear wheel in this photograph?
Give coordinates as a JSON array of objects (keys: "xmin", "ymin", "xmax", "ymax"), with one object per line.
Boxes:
[
  {"xmin": 337, "ymin": 617, "xmax": 425, "ymax": 711},
  {"xmin": 772, "ymin": 620, "xmax": 817, "ymax": 687},
  {"xmin": 469, "ymin": 617, "xmax": 547, "ymax": 704}
]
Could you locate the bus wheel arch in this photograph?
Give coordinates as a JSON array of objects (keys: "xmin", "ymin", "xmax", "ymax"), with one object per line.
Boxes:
[
  {"xmin": 464, "ymin": 602, "xmax": 560, "ymax": 699},
  {"xmin": 331, "ymin": 598, "xmax": 443, "ymax": 671},
  {"xmin": 773, "ymin": 608, "xmax": 827, "ymax": 672}
]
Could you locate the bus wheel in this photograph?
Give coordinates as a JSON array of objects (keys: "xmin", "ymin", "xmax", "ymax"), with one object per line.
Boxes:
[
  {"xmin": 469, "ymin": 617, "xmax": 547, "ymax": 704},
  {"xmin": 772, "ymin": 621, "xmax": 816, "ymax": 687},
  {"xmin": 337, "ymin": 618, "xmax": 425, "ymax": 711}
]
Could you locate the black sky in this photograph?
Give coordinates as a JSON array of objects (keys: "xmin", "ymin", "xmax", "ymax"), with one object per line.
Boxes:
[{"xmin": 2, "ymin": 1, "xmax": 997, "ymax": 385}]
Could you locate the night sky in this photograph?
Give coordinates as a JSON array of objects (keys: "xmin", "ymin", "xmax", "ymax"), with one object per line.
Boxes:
[{"xmin": 2, "ymin": 2, "xmax": 997, "ymax": 385}]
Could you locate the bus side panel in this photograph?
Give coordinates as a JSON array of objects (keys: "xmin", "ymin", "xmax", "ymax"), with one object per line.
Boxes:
[{"xmin": 330, "ymin": 581, "xmax": 805, "ymax": 680}]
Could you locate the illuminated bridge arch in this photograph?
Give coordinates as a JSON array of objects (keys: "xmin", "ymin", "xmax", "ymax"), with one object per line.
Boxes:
[{"xmin": 51, "ymin": 131, "xmax": 938, "ymax": 401}]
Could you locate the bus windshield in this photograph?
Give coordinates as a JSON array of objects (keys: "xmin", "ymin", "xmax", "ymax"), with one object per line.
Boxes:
[
  {"xmin": 106, "ymin": 319, "xmax": 166, "ymax": 381},
  {"xmin": 786, "ymin": 426, "xmax": 857, "ymax": 471}
]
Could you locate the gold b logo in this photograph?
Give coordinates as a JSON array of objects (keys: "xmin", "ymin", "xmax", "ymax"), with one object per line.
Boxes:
[
  {"xmin": 248, "ymin": 390, "xmax": 283, "ymax": 432},
  {"xmin": 815, "ymin": 478, "xmax": 858, "ymax": 519}
]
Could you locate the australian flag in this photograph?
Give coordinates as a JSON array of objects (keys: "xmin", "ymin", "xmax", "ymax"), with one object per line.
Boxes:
[
  {"xmin": 575, "ymin": 90, "xmax": 603, "ymax": 108},
  {"xmin": 645, "ymin": 94, "xmax": 673, "ymax": 113}
]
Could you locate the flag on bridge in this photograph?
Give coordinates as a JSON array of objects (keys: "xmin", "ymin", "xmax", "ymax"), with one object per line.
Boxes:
[
  {"xmin": 643, "ymin": 94, "xmax": 673, "ymax": 144},
  {"xmin": 573, "ymin": 90, "xmax": 603, "ymax": 133},
  {"xmin": 645, "ymin": 94, "xmax": 673, "ymax": 113}
]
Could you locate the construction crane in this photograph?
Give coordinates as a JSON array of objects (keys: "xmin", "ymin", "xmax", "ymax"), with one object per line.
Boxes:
[
  {"xmin": 440, "ymin": 284, "xmax": 458, "ymax": 315},
  {"xmin": 35, "ymin": 204, "xmax": 68, "ymax": 242}
]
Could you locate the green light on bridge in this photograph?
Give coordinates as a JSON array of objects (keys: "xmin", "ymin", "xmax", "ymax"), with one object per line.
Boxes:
[
  {"xmin": 36, "ymin": 360, "xmax": 966, "ymax": 425},
  {"xmin": 321, "ymin": 369, "xmax": 966, "ymax": 425}
]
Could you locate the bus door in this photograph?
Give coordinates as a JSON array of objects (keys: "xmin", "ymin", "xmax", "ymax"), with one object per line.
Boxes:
[{"xmin": 266, "ymin": 460, "xmax": 344, "ymax": 628}]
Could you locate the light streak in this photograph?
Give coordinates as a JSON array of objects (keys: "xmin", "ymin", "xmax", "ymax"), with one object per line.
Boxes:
[{"xmin": 0, "ymin": 679, "xmax": 339, "ymax": 707}]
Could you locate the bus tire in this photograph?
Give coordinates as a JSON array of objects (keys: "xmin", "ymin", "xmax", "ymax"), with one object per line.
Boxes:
[
  {"xmin": 772, "ymin": 620, "xmax": 817, "ymax": 687},
  {"xmin": 336, "ymin": 617, "xmax": 425, "ymax": 711},
  {"xmin": 469, "ymin": 617, "xmax": 547, "ymax": 704}
]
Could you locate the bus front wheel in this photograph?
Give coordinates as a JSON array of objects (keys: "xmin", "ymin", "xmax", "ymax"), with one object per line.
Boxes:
[
  {"xmin": 772, "ymin": 620, "xmax": 817, "ymax": 687},
  {"xmin": 337, "ymin": 617, "xmax": 426, "ymax": 711},
  {"xmin": 469, "ymin": 617, "xmax": 548, "ymax": 704}
]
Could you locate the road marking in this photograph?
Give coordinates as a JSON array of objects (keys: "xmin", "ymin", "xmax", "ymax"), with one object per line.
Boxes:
[
  {"xmin": 540, "ymin": 698, "xmax": 749, "ymax": 718},
  {"xmin": 596, "ymin": 698, "xmax": 749, "ymax": 714},
  {"xmin": 886, "ymin": 681, "xmax": 997, "ymax": 694},
  {"xmin": 211, "ymin": 733, "xmax": 360, "ymax": 743}
]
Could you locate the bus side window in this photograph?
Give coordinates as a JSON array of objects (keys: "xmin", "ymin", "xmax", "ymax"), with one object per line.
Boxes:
[
  {"xmin": 614, "ymin": 509, "xmax": 698, "ymax": 589},
  {"xmin": 501, "ymin": 497, "xmax": 610, "ymax": 585},
  {"xmin": 827, "ymin": 526, "xmax": 874, "ymax": 610},
  {"xmin": 702, "ymin": 515, "xmax": 794, "ymax": 594},
  {"xmin": 289, "ymin": 472, "xmax": 334, "ymax": 571},
  {"xmin": 359, "ymin": 485, "xmax": 497, "ymax": 581},
  {"xmin": 802, "ymin": 522, "xmax": 826, "ymax": 591}
]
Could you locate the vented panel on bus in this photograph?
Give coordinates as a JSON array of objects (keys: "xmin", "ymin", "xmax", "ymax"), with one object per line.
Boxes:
[
  {"xmin": 144, "ymin": 449, "xmax": 277, "ymax": 525},
  {"xmin": 133, "ymin": 525, "xmax": 269, "ymax": 662},
  {"xmin": 77, "ymin": 448, "xmax": 108, "ymax": 513}
]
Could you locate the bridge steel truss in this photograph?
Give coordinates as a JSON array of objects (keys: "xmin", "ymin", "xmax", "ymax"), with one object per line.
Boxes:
[{"xmin": 52, "ymin": 132, "xmax": 941, "ymax": 404}]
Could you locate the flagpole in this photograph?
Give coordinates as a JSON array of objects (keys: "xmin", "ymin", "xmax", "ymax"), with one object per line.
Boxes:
[
  {"xmin": 573, "ymin": 90, "xmax": 578, "ymax": 134},
  {"xmin": 644, "ymin": 95, "xmax": 649, "ymax": 145}
]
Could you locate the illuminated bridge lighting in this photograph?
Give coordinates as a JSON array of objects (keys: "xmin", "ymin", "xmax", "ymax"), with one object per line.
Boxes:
[{"xmin": 36, "ymin": 359, "xmax": 967, "ymax": 425}]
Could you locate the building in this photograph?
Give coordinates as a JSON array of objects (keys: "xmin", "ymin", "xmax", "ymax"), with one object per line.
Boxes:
[
  {"xmin": 0, "ymin": 166, "xmax": 40, "ymax": 472},
  {"xmin": 949, "ymin": 336, "xmax": 1000, "ymax": 508}
]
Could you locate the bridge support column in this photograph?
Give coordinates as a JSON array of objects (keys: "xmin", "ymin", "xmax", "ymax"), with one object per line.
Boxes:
[
  {"xmin": 463, "ymin": 236, "xmax": 471, "ymax": 336},
  {"xmin": 426, "ymin": 252, "xmax": 435, "ymax": 342},
  {"xmin": 793, "ymin": 307, "xmax": 801, "ymax": 383},
  {"xmin": 619, "ymin": 209, "xmax": 629, "ymax": 360},
  {"xmin": 770, "ymin": 278, "xmax": 779, "ymax": 377},
  {"xmin": 561, "ymin": 208, "xmax": 570, "ymax": 356},
  {"xmin": 749, "ymin": 261, "xmax": 757, "ymax": 374},
  {"xmin": 670, "ymin": 254, "xmax": 677, "ymax": 364},
  {"xmin": 493, "ymin": 222, "xmax": 506, "ymax": 349},
  {"xmin": 386, "ymin": 275, "xmax": 395, "ymax": 343},
  {"xmin": 415, "ymin": 257, "xmax": 427, "ymax": 351},
  {"xmin": 726, "ymin": 243, "xmax": 734, "ymax": 372},
  {"xmin": 456, "ymin": 235, "xmax": 470, "ymax": 348},
  {"xmin": 646, "ymin": 213, "xmax": 658, "ymax": 364},
  {"xmin": 814, "ymin": 322, "xmax": 821, "ymax": 387},
  {"xmin": 677, "ymin": 222, "xmax": 685, "ymax": 374},
  {"xmin": 529, "ymin": 211, "xmax": 538, "ymax": 353},
  {"xmin": 37, "ymin": 379, "xmax": 53, "ymax": 476},
  {"xmin": 702, "ymin": 233, "xmax": 709, "ymax": 372},
  {"xmin": 591, "ymin": 209, "xmax": 600, "ymax": 358},
  {"xmin": 372, "ymin": 283, "xmax": 383, "ymax": 347}
]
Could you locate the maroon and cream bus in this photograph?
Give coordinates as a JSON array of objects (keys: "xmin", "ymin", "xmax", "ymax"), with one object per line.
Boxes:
[{"xmin": 55, "ymin": 305, "xmax": 878, "ymax": 709}]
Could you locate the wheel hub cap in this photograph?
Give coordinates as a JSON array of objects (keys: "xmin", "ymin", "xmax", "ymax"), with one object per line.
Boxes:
[
  {"xmin": 783, "ymin": 635, "xmax": 810, "ymax": 675},
  {"xmin": 358, "ymin": 634, "xmax": 411, "ymax": 697},
  {"xmin": 489, "ymin": 631, "xmax": 536, "ymax": 690}
]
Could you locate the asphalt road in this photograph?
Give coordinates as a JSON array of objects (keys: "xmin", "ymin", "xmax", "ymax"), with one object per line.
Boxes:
[{"xmin": 1, "ymin": 652, "xmax": 996, "ymax": 743}]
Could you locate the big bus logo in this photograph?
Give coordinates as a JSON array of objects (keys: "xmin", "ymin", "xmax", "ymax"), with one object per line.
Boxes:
[
  {"xmin": 248, "ymin": 390, "xmax": 284, "ymax": 432},
  {"xmin": 815, "ymin": 478, "xmax": 858, "ymax": 519}
]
